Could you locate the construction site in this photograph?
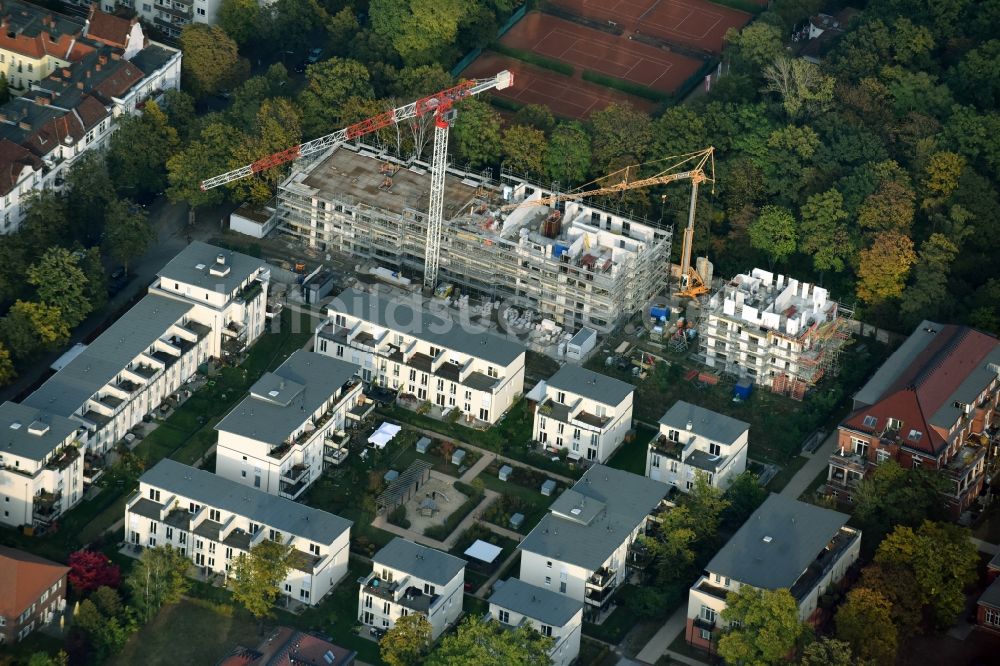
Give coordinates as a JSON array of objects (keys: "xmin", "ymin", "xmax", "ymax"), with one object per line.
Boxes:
[
  {"xmin": 695, "ymin": 268, "xmax": 854, "ymax": 399},
  {"xmin": 274, "ymin": 142, "xmax": 672, "ymax": 334}
]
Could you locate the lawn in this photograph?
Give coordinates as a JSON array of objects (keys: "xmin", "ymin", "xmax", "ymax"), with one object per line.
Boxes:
[
  {"xmin": 666, "ymin": 628, "xmax": 718, "ymax": 664},
  {"xmin": 388, "ymin": 431, "xmax": 482, "ymax": 477},
  {"xmin": 448, "ymin": 524, "xmax": 519, "ymax": 590},
  {"xmin": 477, "ymin": 466, "xmax": 552, "ymax": 534},
  {"xmin": 765, "ymin": 455, "xmax": 809, "ymax": 493},
  {"xmin": 579, "ymin": 637, "xmax": 618, "ymax": 665},
  {"xmin": 525, "ymin": 349, "xmax": 560, "ymax": 381},
  {"xmin": 606, "ymin": 423, "xmax": 657, "ymax": 476},
  {"xmin": 110, "ymin": 599, "xmax": 260, "ymax": 666}
]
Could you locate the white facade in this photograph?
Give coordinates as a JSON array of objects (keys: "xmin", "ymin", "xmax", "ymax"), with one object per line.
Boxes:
[
  {"xmin": 530, "ymin": 365, "xmax": 634, "ymax": 463},
  {"xmin": 230, "ymin": 205, "xmax": 278, "ymax": 239},
  {"xmin": 0, "ymin": 404, "xmax": 87, "ymax": 529},
  {"xmin": 126, "ymin": 459, "xmax": 351, "ymax": 607},
  {"xmin": 646, "ymin": 402, "xmax": 749, "ymax": 491},
  {"xmin": 316, "ymin": 287, "xmax": 525, "ymax": 426},
  {"xmin": 488, "ymin": 579, "xmax": 583, "ymax": 666},
  {"xmin": 214, "ymin": 351, "xmax": 363, "ymax": 500},
  {"xmin": 359, "ymin": 538, "xmax": 465, "ymax": 639}
]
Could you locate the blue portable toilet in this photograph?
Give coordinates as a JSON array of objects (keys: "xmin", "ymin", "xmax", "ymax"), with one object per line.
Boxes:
[{"xmin": 734, "ymin": 378, "xmax": 754, "ymax": 400}]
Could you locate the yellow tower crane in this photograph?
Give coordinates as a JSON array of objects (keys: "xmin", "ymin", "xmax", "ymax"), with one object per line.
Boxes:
[{"xmin": 501, "ymin": 147, "xmax": 715, "ymax": 299}]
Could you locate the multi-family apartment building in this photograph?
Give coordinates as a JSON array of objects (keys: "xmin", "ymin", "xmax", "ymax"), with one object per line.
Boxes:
[
  {"xmin": 487, "ymin": 578, "xmax": 583, "ymax": 666},
  {"xmin": 527, "ymin": 364, "xmax": 634, "ymax": 463},
  {"xmin": 519, "ymin": 465, "xmax": 668, "ymax": 618},
  {"xmin": 358, "ymin": 537, "xmax": 465, "ymax": 639},
  {"xmin": 278, "ymin": 143, "xmax": 672, "ymax": 333},
  {"xmin": 215, "ymin": 350, "xmax": 363, "ymax": 500},
  {"xmin": 315, "ymin": 286, "xmax": 525, "ymax": 426},
  {"xmin": 127, "ymin": 459, "xmax": 352, "ymax": 607},
  {"xmin": 645, "ymin": 401, "xmax": 749, "ymax": 491},
  {"xmin": 0, "ymin": 2, "xmax": 181, "ymax": 233},
  {"xmin": 23, "ymin": 243, "xmax": 267, "ymax": 459},
  {"xmin": 0, "ymin": 402, "xmax": 87, "ymax": 529},
  {"xmin": 0, "ymin": 546, "xmax": 68, "ymax": 644},
  {"xmin": 698, "ymin": 268, "xmax": 852, "ymax": 399},
  {"xmin": 686, "ymin": 494, "xmax": 859, "ymax": 652},
  {"xmin": 827, "ymin": 320, "xmax": 1000, "ymax": 518}
]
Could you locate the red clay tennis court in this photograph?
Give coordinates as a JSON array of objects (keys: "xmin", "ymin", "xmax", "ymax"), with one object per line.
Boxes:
[
  {"xmin": 501, "ymin": 11, "xmax": 703, "ymax": 94},
  {"xmin": 463, "ymin": 53, "xmax": 654, "ymax": 120},
  {"xmin": 550, "ymin": 0, "xmax": 751, "ymax": 53}
]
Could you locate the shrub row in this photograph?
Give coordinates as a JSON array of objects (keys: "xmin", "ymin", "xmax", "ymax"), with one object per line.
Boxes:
[
  {"xmin": 424, "ymin": 484, "xmax": 486, "ymax": 541},
  {"xmin": 491, "ymin": 43, "xmax": 575, "ymax": 76},
  {"xmin": 581, "ymin": 70, "xmax": 672, "ymax": 102}
]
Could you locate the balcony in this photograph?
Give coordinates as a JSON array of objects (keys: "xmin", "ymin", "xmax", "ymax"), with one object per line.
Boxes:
[
  {"xmin": 238, "ymin": 280, "xmax": 263, "ymax": 303},
  {"xmin": 789, "ymin": 527, "xmax": 860, "ymax": 603},
  {"xmin": 116, "ymin": 379, "xmax": 141, "ymax": 394},
  {"xmin": 33, "ymin": 490, "xmax": 62, "ymax": 524},
  {"xmin": 649, "ymin": 434, "xmax": 685, "ymax": 461},
  {"xmin": 45, "ymin": 446, "xmax": 79, "ymax": 472},
  {"xmin": 83, "ymin": 452, "xmax": 105, "ymax": 484},
  {"xmin": 359, "ymin": 573, "xmax": 403, "ymax": 602},
  {"xmin": 628, "ymin": 540, "xmax": 655, "ymax": 569},
  {"xmin": 132, "ymin": 364, "xmax": 159, "ymax": 380},
  {"xmin": 279, "ymin": 464, "xmax": 311, "ymax": 500},
  {"xmin": 587, "ymin": 567, "xmax": 615, "ymax": 589},
  {"xmin": 324, "ymin": 441, "xmax": 349, "ymax": 466}
]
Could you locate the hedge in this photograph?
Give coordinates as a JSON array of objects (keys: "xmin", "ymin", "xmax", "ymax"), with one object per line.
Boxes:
[
  {"xmin": 424, "ymin": 483, "xmax": 485, "ymax": 541},
  {"xmin": 491, "ymin": 44, "xmax": 575, "ymax": 76},
  {"xmin": 706, "ymin": 0, "xmax": 766, "ymax": 14},
  {"xmin": 581, "ymin": 70, "xmax": 671, "ymax": 102}
]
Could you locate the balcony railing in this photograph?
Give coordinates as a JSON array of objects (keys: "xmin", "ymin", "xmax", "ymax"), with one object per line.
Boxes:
[
  {"xmin": 587, "ymin": 567, "xmax": 615, "ymax": 589},
  {"xmin": 46, "ymin": 445, "xmax": 80, "ymax": 471},
  {"xmin": 33, "ymin": 490, "xmax": 62, "ymax": 523}
]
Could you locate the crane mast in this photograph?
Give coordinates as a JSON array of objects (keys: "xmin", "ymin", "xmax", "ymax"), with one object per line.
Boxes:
[{"xmin": 199, "ymin": 72, "xmax": 514, "ymax": 291}]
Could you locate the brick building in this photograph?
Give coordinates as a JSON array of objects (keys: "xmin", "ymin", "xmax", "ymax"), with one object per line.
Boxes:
[{"xmin": 0, "ymin": 545, "xmax": 68, "ymax": 644}]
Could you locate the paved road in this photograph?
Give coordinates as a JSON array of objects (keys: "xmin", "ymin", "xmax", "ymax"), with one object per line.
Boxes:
[
  {"xmin": 634, "ymin": 601, "xmax": 697, "ymax": 665},
  {"xmin": 779, "ymin": 430, "xmax": 839, "ymax": 499}
]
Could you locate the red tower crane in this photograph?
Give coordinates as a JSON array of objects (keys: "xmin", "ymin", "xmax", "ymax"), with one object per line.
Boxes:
[{"xmin": 200, "ymin": 71, "xmax": 514, "ymax": 289}]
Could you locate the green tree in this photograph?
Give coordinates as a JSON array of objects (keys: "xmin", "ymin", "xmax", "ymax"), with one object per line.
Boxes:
[
  {"xmin": 26, "ymin": 248, "xmax": 92, "ymax": 328},
  {"xmin": 217, "ymin": 0, "xmax": 261, "ymax": 45},
  {"xmin": 682, "ymin": 472, "xmax": 730, "ymax": 543},
  {"xmin": 921, "ymin": 151, "xmax": 966, "ymax": 210},
  {"xmin": 103, "ymin": 201, "xmax": 154, "ymax": 274},
  {"xmin": 722, "ymin": 472, "xmax": 767, "ymax": 528},
  {"xmin": 799, "ymin": 637, "xmax": 853, "ymax": 666},
  {"xmin": 854, "ymin": 460, "xmax": 950, "ymax": 547},
  {"xmin": 0, "ymin": 342, "xmax": 15, "ymax": 385},
  {"xmin": 900, "ymin": 233, "xmax": 960, "ymax": 324},
  {"xmin": 857, "ymin": 179, "xmax": 916, "ymax": 234},
  {"xmin": 649, "ymin": 508, "xmax": 697, "ymax": 586},
  {"xmin": 64, "ymin": 152, "xmax": 114, "ymax": 244},
  {"xmin": 0, "ymin": 72, "xmax": 9, "ymax": 104},
  {"xmin": 799, "ymin": 189, "xmax": 852, "ymax": 274},
  {"xmin": 512, "ymin": 105, "xmax": 555, "ymax": 135},
  {"xmin": 749, "ymin": 205, "xmax": 797, "ymax": 269},
  {"xmin": 718, "ymin": 587, "xmax": 806, "ymax": 666},
  {"xmin": 426, "ymin": 615, "xmax": 553, "ymax": 666},
  {"xmin": 162, "ymin": 89, "xmax": 197, "ymax": 142},
  {"xmin": 763, "ymin": 57, "xmax": 835, "ymax": 118},
  {"xmin": 589, "ymin": 103, "xmax": 652, "ymax": 170},
  {"xmin": 230, "ymin": 539, "xmax": 293, "ymax": 620},
  {"xmin": 380, "ymin": 613, "xmax": 432, "ymax": 666},
  {"xmin": 167, "ymin": 122, "xmax": 243, "ymax": 207},
  {"xmin": 544, "ymin": 122, "xmax": 591, "ymax": 186},
  {"xmin": 125, "ymin": 545, "xmax": 191, "ymax": 621},
  {"xmin": 725, "ymin": 22, "xmax": 785, "ymax": 70},
  {"xmin": 370, "ymin": 0, "xmax": 470, "ymax": 66},
  {"xmin": 451, "ymin": 97, "xmax": 501, "ymax": 169},
  {"xmin": 502, "ymin": 125, "xmax": 547, "ymax": 178},
  {"xmin": 229, "ymin": 97, "xmax": 303, "ymax": 206},
  {"xmin": 26, "ymin": 651, "xmax": 68, "ymax": 666},
  {"xmin": 651, "ymin": 106, "xmax": 708, "ymax": 158},
  {"xmin": 179, "ymin": 24, "xmax": 241, "ymax": 98},
  {"xmin": 298, "ymin": 57, "xmax": 374, "ymax": 137},
  {"xmin": 856, "ymin": 231, "xmax": 917, "ymax": 303},
  {"xmin": 834, "ymin": 587, "xmax": 897, "ymax": 665},
  {"xmin": 949, "ymin": 40, "xmax": 1000, "ymax": 110},
  {"xmin": 91, "ymin": 586, "xmax": 124, "ymax": 619},
  {"xmin": 1, "ymin": 301, "xmax": 70, "ymax": 357},
  {"xmin": 79, "ymin": 247, "xmax": 108, "ymax": 311},
  {"xmin": 107, "ymin": 101, "xmax": 179, "ymax": 201}
]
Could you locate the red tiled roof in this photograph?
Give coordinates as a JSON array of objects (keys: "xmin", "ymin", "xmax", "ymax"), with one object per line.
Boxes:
[
  {"xmin": 91, "ymin": 61, "xmax": 143, "ymax": 101},
  {"xmin": 75, "ymin": 94, "xmax": 108, "ymax": 129},
  {"xmin": 0, "ymin": 546, "xmax": 69, "ymax": 618},
  {"xmin": 86, "ymin": 8, "xmax": 132, "ymax": 48},
  {"xmin": 843, "ymin": 389, "xmax": 944, "ymax": 455},
  {"xmin": 0, "ymin": 138, "xmax": 42, "ymax": 195},
  {"xmin": 23, "ymin": 111, "xmax": 83, "ymax": 156},
  {"xmin": 217, "ymin": 627, "xmax": 355, "ymax": 666}
]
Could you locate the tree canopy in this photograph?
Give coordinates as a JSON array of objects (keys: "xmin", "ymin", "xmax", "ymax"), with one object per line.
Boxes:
[
  {"xmin": 229, "ymin": 539, "xmax": 293, "ymax": 619},
  {"xmin": 426, "ymin": 615, "xmax": 553, "ymax": 666},
  {"xmin": 718, "ymin": 587, "xmax": 807, "ymax": 666}
]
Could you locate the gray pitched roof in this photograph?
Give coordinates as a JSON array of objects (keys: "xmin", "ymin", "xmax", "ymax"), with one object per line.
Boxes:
[
  {"xmin": 24, "ymin": 294, "xmax": 193, "ymax": 417},
  {"xmin": 139, "ymin": 459, "xmax": 351, "ymax": 544},
  {"xmin": 658, "ymin": 401, "xmax": 749, "ymax": 446},
  {"xmin": 705, "ymin": 493, "xmax": 849, "ymax": 590},
  {"xmin": 215, "ymin": 351, "xmax": 360, "ymax": 445},
  {"xmin": 519, "ymin": 465, "xmax": 668, "ymax": 571},
  {"xmin": 489, "ymin": 578, "xmax": 582, "ymax": 627},
  {"xmin": 853, "ymin": 320, "xmax": 941, "ymax": 407},
  {"xmin": 980, "ymin": 577, "xmax": 1000, "ymax": 610},
  {"xmin": 156, "ymin": 241, "xmax": 265, "ymax": 295},
  {"xmin": 0, "ymin": 402, "xmax": 80, "ymax": 461},
  {"xmin": 546, "ymin": 364, "xmax": 633, "ymax": 406},
  {"xmin": 373, "ymin": 537, "xmax": 465, "ymax": 586},
  {"xmin": 329, "ymin": 287, "xmax": 525, "ymax": 367}
]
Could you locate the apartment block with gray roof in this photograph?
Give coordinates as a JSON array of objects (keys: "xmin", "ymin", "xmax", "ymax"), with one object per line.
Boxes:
[
  {"xmin": 0, "ymin": 402, "xmax": 88, "ymax": 529},
  {"xmin": 315, "ymin": 286, "xmax": 525, "ymax": 426},
  {"xmin": 646, "ymin": 401, "xmax": 749, "ymax": 492},
  {"xmin": 127, "ymin": 459, "xmax": 352, "ymax": 607},
  {"xmin": 214, "ymin": 350, "xmax": 363, "ymax": 500},
  {"xmin": 359, "ymin": 537, "xmax": 465, "ymax": 639},
  {"xmin": 527, "ymin": 364, "xmax": 634, "ymax": 463},
  {"xmin": 149, "ymin": 241, "xmax": 270, "ymax": 360},
  {"xmin": 487, "ymin": 578, "xmax": 583, "ymax": 666},
  {"xmin": 685, "ymin": 493, "xmax": 859, "ymax": 652},
  {"xmin": 519, "ymin": 465, "xmax": 668, "ymax": 618}
]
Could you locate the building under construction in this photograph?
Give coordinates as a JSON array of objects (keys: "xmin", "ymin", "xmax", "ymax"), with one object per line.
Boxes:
[
  {"xmin": 275, "ymin": 143, "xmax": 672, "ymax": 334},
  {"xmin": 696, "ymin": 268, "xmax": 853, "ymax": 400}
]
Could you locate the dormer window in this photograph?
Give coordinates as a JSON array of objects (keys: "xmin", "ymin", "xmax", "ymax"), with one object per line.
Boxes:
[
  {"xmin": 862, "ymin": 415, "xmax": 877, "ymax": 428},
  {"xmin": 907, "ymin": 429, "xmax": 922, "ymax": 442},
  {"xmin": 886, "ymin": 418, "xmax": 901, "ymax": 431}
]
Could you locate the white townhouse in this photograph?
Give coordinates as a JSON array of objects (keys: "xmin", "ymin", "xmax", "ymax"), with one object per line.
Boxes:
[
  {"xmin": 214, "ymin": 350, "xmax": 363, "ymax": 500},
  {"xmin": 528, "ymin": 365, "xmax": 634, "ymax": 463},
  {"xmin": 316, "ymin": 287, "xmax": 525, "ymax": 426},
  {"xmin": 23, "ymin": 243, "xmax": 267, "ymax": 458},
  {"xmin": 685, "ymin": 494, "xmax": 860, "ymax": 653},
  {"xmin": 150, "ymin": 241, "xmax": 270, "ymax": 359},
  {"xmin": 519, "ymin": 465, "xmax": 668, "ymax": 619},
  {"xmin": 127, "ymin": 459, "xmax": 352, "ymax": 607},
  {"xmin": 487, "ymin": 578, "xmax": 583, "ymax": 666},
  {"xmin": 0, "ymin": 402, "xmax": 88, "ymax": 529},
  {"xmin": 646, "ymin": 401, "xmax": 749, "ymax": 491},
  {"xmin": 359, "ymin": 537, "xmax": 465, "ymax": 639}
]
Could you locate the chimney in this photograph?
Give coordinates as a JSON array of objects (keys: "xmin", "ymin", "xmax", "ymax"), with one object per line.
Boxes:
[
  {"xmin": 61, "ymin": 68, "xmax": 70, "ymax": 77},
  {"xmin": 76, "ymin": 81, "xmax": 84, "ymax": 89},
  {"xmin": 98, "ymin": 54, "xmax": 108, "ymax": 65},
  {"xmin": 94, "ymin": 63, "xmax": 101, "ymax": 72},
  {"xmin": 37, "ymin": 96, "xmax": 49, "ymax": 105},
  {"xmin": 110, "ymin": 51, "xmax": 120, "ymax": 60},
  {"xmin": 18, "ymin": 120, "xmax": 30, "ymax": 130},
  {"xmin": 86, "ymin": 69, "xmax": 91, "ymax": 78}
]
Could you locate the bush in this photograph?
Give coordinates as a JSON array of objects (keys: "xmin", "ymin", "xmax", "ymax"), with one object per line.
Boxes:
[
  {"xmin": 492, "ymin": 44, "xmax": 575, "ymax": 76},
  {"xmin": 424, "ymin": 485, "xmax": 487, "ymax": 541},
  {"xmin": 581, "ymin": 70, "xmax": 671, "ymax": 102},
  {"xmin": 388, "ymin": 504, "xmax": 411, "ymax": 529}
]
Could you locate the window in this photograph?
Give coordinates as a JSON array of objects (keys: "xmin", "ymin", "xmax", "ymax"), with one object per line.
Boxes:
[
  {"xmin": 423, "ymin": 583, "xmax": 436, "ymax": 595},
  {"xmin": 209, "ymin": 509, "xmax": 221, "ymax": 522},
  {"xmin": 699, "ymin": 628, "xmax": 712, "ymax": 640},
  {"xmin": 556, "ymin": 391, "xmax": 566, "ymax": 403},
  {"xmin": 985, "ymin": 608, "xmax": 1000, "ymax": 626},
  {"xmin": 196, "ymin": 7, "xmax": 205, "ymax": 14},
  {"xmin": 544, "ymin": 576, "xmax": 552, "ymax": 586},
  {"xmin": 383, "ymin": 601, "xmax": 390, "ymax": 614},
  {"xmin": 225, "ymin": 547, "xmax": 233, "ymax": 559},
  {"xmin": 309, "ymin": 543, "xmax": 321, "ymax": 555},
  {"xmin": 886, "ymin": 417, "xmax": 902, "ymax": 431},
  {"xmin": 907, "ymin": 429, "xmax": 923, "ymax": 442},
  {"xmin": 852, "ymin": 438, "xmax": 868, "ymax": 457},
  {"xmin": 546, "ymin": 560, "xmax": 553, "ymax": 568},
  {"xmin": 912, "ymin": 457, "xmax": 922, "ymax": 468},
  {"xmin": 269, "ymin": 529, "xmax": 282, "ymax": 542},
  {"xmin": 668, "ymin": 429, "xmax": 679, "ymax": 442},
  {"xmin": 876, "ymin": 448, "xmax": 891, "ymax": 464},
  {"xmin": 651, "ymin": 455, "xmax": 660, "ymax": 469},
  {"xmin": 208, "ymin": 542, "xmax": 216, "ymax": 554},
  {"xmin": 498, "ymin": 609, "xmax": 510, "ymax": 624},
  {"xmin": 540, "ymin": 624, "xmax": 553, "ymax": 637},
  {"xmin": 149, "ymin": 522, "xmax": 157, "ymax": 534},
  {"xmin": 178, "ymin": 532, "xmax": 186, "ymax": 545},
  {"xmin": 165, "ymin": 526, "xmax": 173, "ymax": 540},
  {"xmin": 336, "ymin": 345, "xmax": 344, "ymax": 357},
  {"xmin": 701, "ymin": 606, "xmax": 716, "ymax": 623},
  {"xmin": 488, "ymin": 366, "xmax": 498, "ymax": 378},
  {"xmin": 862, "ymin": 415, "xmax": 878, "ymax": 428},
  {"xmin": 285, "ymin": 583, "xmax": 292, "ymax": 592},
  {"xmin": 189, "ymin": 502, "xmax": 200, "ymax": 514},
  {"xmin": 559, "ymin": 581, "xmax": 567, "ymax": 593},
  {"xmin": 148, "ymin": 488, "xmax": 160, "ymax": 501},
  {"xmin": 709, "ymin": 442, "xmax": 721, "ymax": 456}
]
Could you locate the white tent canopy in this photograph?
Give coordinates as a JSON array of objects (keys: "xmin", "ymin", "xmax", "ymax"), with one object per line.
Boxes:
[
  {"xmin": 368, "ymin": 422, "xmax": 402, "ymax": 449},
  {"xmin": 463, "ymin": 539, "xmax": 502, "ymax": 564}
]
